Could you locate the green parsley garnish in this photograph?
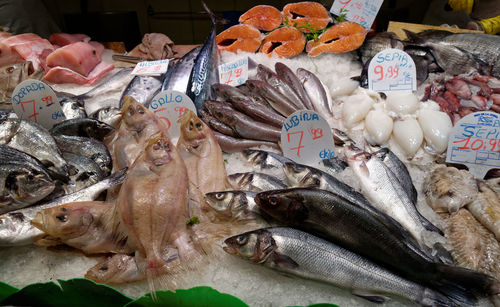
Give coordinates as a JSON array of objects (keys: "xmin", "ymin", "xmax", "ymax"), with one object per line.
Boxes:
[{"xmin": 186, "ymin": 217, "xmax": 200, "ymax": 226}]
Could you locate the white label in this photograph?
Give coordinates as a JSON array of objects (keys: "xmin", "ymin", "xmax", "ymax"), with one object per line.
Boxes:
[
  {"xmin": 330, "ymin": 0, "xmax": 383, "ymax": 29},
  {"xmin": 367, "ymin": 48, "xmax": 417, "ymax": 93},
  {"xmin": 281, "ymin": 110, "xmax": 335, "ymax": 166},
  {"xmin": 446, "ymin": 111, "xmax": 500, "ymax": 179},
  {"xmin": 149, "ymin": 90, "xmax": 197, "ymax": 143},
  {"xmin": 131, "ymin": 59, "xmax": 170, "ymax": 76},
  {"xmin": 11, "ymin": 79, "xmax": 65, "ymax": 129},
  {"xmin": 218, "ymin": 57, "xmax": 248, "ymax": 87}
]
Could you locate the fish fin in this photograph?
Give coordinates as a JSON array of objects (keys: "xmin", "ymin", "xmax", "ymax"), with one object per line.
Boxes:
[
  {"xmin": 33, "ymin": 235, "xmax": 62, "ymax": 247},
  {"xmin": 358, "ymin": 161, "xmax": 370, "ymax": 177},
  {"xmin": 419, "ymin": 214, "xmax": 444, "ymax": 235},
  {"xmin": 272, "ymin": 252, "xmax": 298, "ymax": 269},
  {"xmin": 430, "ymin": 242, "xmax": 454, "ymax": 265},
  {"xmin": 201, "ymin": 1, "xmax": 228, "ymax": 25},
  {"xmin": 351, "ymin": 289, "xmax": 387, "ymax": 304}
]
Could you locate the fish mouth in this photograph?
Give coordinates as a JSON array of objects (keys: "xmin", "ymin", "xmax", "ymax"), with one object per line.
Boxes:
[
  {"xmin": 221, "ymin": 241, "xmax": 236, "ymax": 255},
  {"xmin": 30, "ymin": 212, "xmax": 45, "ymax": 230}
]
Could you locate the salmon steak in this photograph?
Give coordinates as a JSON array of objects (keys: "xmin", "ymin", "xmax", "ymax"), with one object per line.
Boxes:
[
  {"xmin": 282, "ymin": 2, "xmax": 332, "ymax": 33},
  {"xmin": 216, "ymin": 24, "xmax": 262, "ymax": 53},
  {"xmin": 239, "ymin": 5, "xmax": 282, "ymax": 31},
  {"xmin": 259, "ymin": 27, "xmax": 305, "ymax": 58},
  {"xmin": 306, "ymin": 21, "xmax": 368, "ymax": 57}
]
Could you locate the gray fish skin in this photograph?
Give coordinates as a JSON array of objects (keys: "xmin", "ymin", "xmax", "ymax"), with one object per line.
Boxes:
[
  {"xmin": 241, "ymin": 149, "xmax": 293, "ymax": 172},
  {"xmin": 90, "ymin": 107, "xmax": 122, "ymax": 128},
  {"xmin": 214, "ymin": 132, "xmax": 281, "ymax": 153},
  {"xmin": 62, "ymin": 152, "xmax": 106, "ymax": 194},
  {"xmin": 186, "ymin": 3, "xmax": 220, "ymax": 111},
  {"xmin": 60, "ymin": 98, "xmax": 86, "ymax": 120},
  {"xmin": 0, "ymin": 145, "xmax": 55, "ymax": 214},
  {"xmin": 162, "ymin": 46, "xmax": 202, "ymax": 93},
  {"xmin": 228, "ymin": 172, "xmax": 287, "ymax": 192},
  {"xmin": 204, "ymin": 100, "xmax": 281, "ymax": 142},
  {"xmin": 0, "ymin": 119, "xmax": 68, "ymax": 179},
  {"xmin": 358, "ymin": 32, "xmax": 404, "ymax": 65},
  {"xmin": 212, "ymin": 83, "xmax": 286, "ymax": 128},
  {"xmin": 0, "ymin": 168, "xmax": 127, "ymax": 246},
  {"xmin": 120, "ymin": 75, "xmax": 164, "ymax": 107},
  {"xmin": 54, "ymin": 135, "xmax": 111, "ymax": 175},
  {"xmin": 275, "ymin": 62, "xmax": 314, "ymax": 110},
  {"xmin": 296, "ymin": 68, "xmax": 333, "ymax": 116},
  {"xmin": 224, "ymin": 227, "xmax": 457, "ymax": 307},
  {"xmin": 320, "ymin": 157, "xmax": 347, "ymax": 175},
  {"xmin": 425, "ymin": 41, "xmax": 487, "ymax": 76},
  {"xmin": 373, "ymin": 147, "xmax": 418, "ymax": 205},
  {"xmin": 205, "ymin": 190, "xmax": 261, "ymax": 221},
  {"xmin": 49, "ymin": 118, "xmax": 114, "ymax": 141},
  {"xmin": 256, "ymin": 64, "xmax": 305, "ymax": 110},
  {"xmin": 245, "ymin": 79, "xmax": 298, "ymax": 116},
  {"xmin": 199, "ymin": 109, "xmax": 237, "ymax": 137}
]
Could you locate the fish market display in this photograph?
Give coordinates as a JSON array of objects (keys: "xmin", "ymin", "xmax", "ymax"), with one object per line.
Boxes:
[{"xmin": 49, "ymin": 117, "xmax": 114, "ymax": 141}]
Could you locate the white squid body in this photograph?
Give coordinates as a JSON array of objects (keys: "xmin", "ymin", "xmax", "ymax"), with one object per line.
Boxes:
[
  {"xmin": 392, "ymin": 118, "xmax": 423, "ymax": 156},
  {"xmin": 328, "ymin": 78, "xmax": 359, "ymax": 98},
  {"xmin": 364, "ymin": 109, "xmax": 393, "ymax": 145},
  {"xmin": 342, "ymin": 93, "xmax": 374, "ymax": 128},
  {"xmin": 417, "ymin": 109, "xmax": 453, "ymax": 154},
  {"xmin": 385, "ymin": 92, "xmax": 419, "ymax": 116}
]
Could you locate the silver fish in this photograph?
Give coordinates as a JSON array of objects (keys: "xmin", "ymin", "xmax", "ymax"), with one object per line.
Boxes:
[
  {"xmin": 245, "ymin": 79, "xmax": 298, "ymax": 116},
  {"xmin": 186, "ymin": 2, "xmax": 220, "ymax": 111},
  {"xmin": 90, "ymin": 106, "xmax": 122, "ymax": 128},
  {"xmin": 224, "ymin": 227, "xmax": 469, "ymax": 306},
  {"xmin": 205, "ymin": 190, "xmax": 261, "ymax": 221},
  {"xmin": 296, "ymin": 68, "xmax": 333, "ymax": 116},
  {"xmin": 162, "ymin": 46, "xmax": 202, "ymax": 93},
  {"xmin": 60, "ymin": 98, "xmax": 86, "ymax": 120},
  {"xmin": 275, "ymin": 62, "xmax": 314, "ymax": 110},
  {"xmin": 0, "ymin": 145, "xmax": 54, "ymax": 214},
  {"xmin": 358, "ymin": 32, "xmax": 404, "ymax": 65},
  {"xmin": 320, "ymin": 157, "xmax": 348, "ymax": 175},
  {"xmin": 228, "ymin": 172, "xmax": 287, "ymax": 192},
  {"xmin": 256, "ymin": 64, "xmax": 305, "ymax": 110},
  {"xmin": 62, "ymin": 152, "xmax": 106, "ymax": 194},
  {"xmin": 241, "ymin": 149, "xmax": 293, "ymax": 172},
  {"xmin": 214, "ymin": 132, "xmax": 281, "ymax": 153},
  {"xmin": 49, "ymin": 118, "xmax": 114, "ymax": 141},
  {"xmin": 120, "ymin": 75, "xmax": 164, "ymax": 107},
  {"xmin": 0, "ymin": 168, "xmax": 127, "ymax": 246}
]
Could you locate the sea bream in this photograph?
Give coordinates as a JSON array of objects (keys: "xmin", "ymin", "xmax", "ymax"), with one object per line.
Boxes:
[{"xmin": 224, "ymin": 227, "xmax": 480, "ymax": 307}]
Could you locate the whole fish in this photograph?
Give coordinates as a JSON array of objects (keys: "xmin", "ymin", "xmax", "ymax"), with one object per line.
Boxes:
[
  {"xmin": 213, "ymin": 132, "xmax": 281, "ymax": 153},
  {"xmin": 204, "ymin": 100, "xmax": 281, "ymax": 142},
  {"xmin": 275, "ymin": 62, "xmax": 314, "ymax": 110},
  {"xmin": 162, "ymin": 46, "xmax": 202, "ymax": 93},
  {"xmin": 49, "ymin": 118, "xmax": 114, "ymax": 141},
  {"xmin": 199, "ymin": 109, "xmax": 237, "ymax": 137},
  {"xmin": 245, "ymin": 79, "xmax": 298, "ymax": 116},
  {"xmin": 344, "ymin": 145, "xmax": 444, "ymax": 248},
  {"xmin": 205, "ymin": 190, "xmax": 261, "ymax": 221},
  {"xmin": 424, "ymin": 41, "xmax": 488, "ymax": 76},
  {"xmin": 372, "ymin": 147, "xmax": 418, "ymax": 204},
  {"xmin": 296, "ymin": 68, "xmax": 333, "ymax": 116},
  {"xmin": 0, "ymin": 145, "xmax": 54, "ymax": 214},
  {"xmin": 62, "ymin": 152, "xmax": 106, "ymax": 194},
  {"xmin": 0, "ymin": 62, "xmax": 29, "ymax": 104},
  {"xmin": 358, "ymin": 32, "xmax": 404, "ymax": 65},
  {"xmin": 224, "ymin": 227, "xmax": 477, "ymax": 307},
  {"xmin": 320, "ymin": 157, "xmax": 348, "ymax": 175},
  {"xmin": 0, "ymin": 119, "xmax": 68, "ymax": 179},
  {"xmin": 120, "ymin": 75, "xmax": 164, "ymax": 107},
  {"xmin": 466, "ymin": 181, "xmax": 500, "ymax": 241},
  {"xmin": 228, "ymin": 172, "xmax": 287, "ymax": 192},
  {"xmin": 31, "ymin": 201, "xmax": 132, "ymax": 254},
  {"xmin": 0, "ymin": 168, "xmax": 126, "ymax": 246},
  {"xmin": 241, "ymin": 149, "xmax": 293, "ymax": 172},
  {"xmin": 54, "ymin": 134, "xmax": 111, "ymax": 175},
  {"xmin": 212, "ymin": 83, "xmax": 286, "ymax": 127},
  {"xmin": 60, "ymin": 97, "xmax": 86, "ymax": 120},
  {"xmin": 255, "ymin": 64, "xmax": 305, "ymax": 110},
  {"xmin": 90, "ymin": 107, "xmax": 122, "ymax": 128},
  {"xmin": 186, "ymin": 2, "xmax": 220, "ymax": 111}
]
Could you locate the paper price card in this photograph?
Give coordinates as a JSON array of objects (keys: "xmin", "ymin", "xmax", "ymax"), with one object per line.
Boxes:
[
  {"xmin": 11, "ymin": 79, "xmax": 65, "ymax": 129},
  {"xmin": 330, "ymin": 0, "xmax": 383, "ymax": 29},
  {"xmin": 446, "ymin": 111, "xmax": 500, "ymax": 179},
  {"xmin": 132, "ymin": 59, "xmax": 169, "ymax": 76},
  {"xmin": 218, "ymin": 57, "xmax": 248, "ymax": 87},
  {"xmin": 149, "ymin": 90, "xmax": 197, "ymax": 143},
  {"xmin": 367, "ymin": 48, "xmax": 417, "ymax": 94},
  {"xmin": 281, "ymin": 110, "xmax": 335, "ymax": 166}
]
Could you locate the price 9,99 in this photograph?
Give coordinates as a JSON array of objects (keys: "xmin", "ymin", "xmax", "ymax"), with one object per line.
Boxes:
[{"xmin": 373, "ymin": 65, "xmax": 399, "ymax": 81}]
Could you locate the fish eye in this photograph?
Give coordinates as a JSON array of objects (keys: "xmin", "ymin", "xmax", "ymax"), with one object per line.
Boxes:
[
  {"xmin": 294, "ymin": 164, "xmax": 304, "ymax": 171},
  {"xmin": 61, "ymin": 207, "xmax": 69, "ymax": 212},
  {"xmin": 215, "ymin": 192, "xmax": 225, "ymax": 200},
  {"xmin": 269, "ymin": 196, "xmax": 279, "ymax": 206},
  {"xmin": 137, "ymin": 106, "xmax": 144, "ymax": 114},
  {"xmin": 27, "ymin": 173, "xmax": 35, "ymax": 181},
  {"xmin": 56, "ymin": 214, "xmax": 67, "ymax": 222},
  {"xmin": 236, "ymin": 235, "xmax": 248, "ymax": 245},
  {"xmin": 153, "ymin": 141, "xmax": 161, "ymax": 150},
  {"xmin": 128, "ymin": 108, "xmax": 135, "ymax": 116},
  {"xmin": 195, "ymin": 122, "xmax": 202, "ymax": 129},
  {"xmin": 312, "ymin": 178, "xmax": 321, "ymax": 186},
  {"xmin": 189, "ymin": 121, "xmax": 194, "ymax": 130}
]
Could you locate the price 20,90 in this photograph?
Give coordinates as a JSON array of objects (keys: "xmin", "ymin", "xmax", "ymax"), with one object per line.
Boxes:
[{"xmin": 453, "ymin": 137, "xmax": 500, "ymax": 152}]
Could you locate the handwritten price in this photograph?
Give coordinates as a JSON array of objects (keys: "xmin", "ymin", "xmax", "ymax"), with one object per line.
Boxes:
[
  {"xmin": 453, "ymin": 137, "xmax": 500, "ymax": 152},
  {"xmin": 287, "ymin": 131, "xmax": 304, "ymax": 157},
  {"xmin": 373, "ymin": 65, "xmax": 399, "ymax": 81},
  {"xmin": 154, "ymin": 108, "xmax": 171, "ymax": 129},
  {"xmin": 220, "ymin": 68, "xmax": 243, "ymax": 85}
]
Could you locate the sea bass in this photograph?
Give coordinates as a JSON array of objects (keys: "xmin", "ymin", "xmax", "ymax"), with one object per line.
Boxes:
[
  {"xmin": 205, "ymin": 190, "xmax": 261, "ymax": 221},
  {"xmin": 224, "ymin": 227, "xmax": 475, "ymax": 307},
  {"xmin": 228, "ymin": 172, "xmax": 287, "ymax": 192}
]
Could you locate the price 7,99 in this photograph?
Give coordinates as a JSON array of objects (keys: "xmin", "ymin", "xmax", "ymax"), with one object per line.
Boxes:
[{"xmin": 374, "ymin": 65, "xmax": 399, "ymax": 81}]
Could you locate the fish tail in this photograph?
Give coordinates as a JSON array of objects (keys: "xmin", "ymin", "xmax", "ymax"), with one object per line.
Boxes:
[
  {"xmin": 201, "ymin": 1, "xmax": 228, "ymax": 25},
  {"xmin": 419, "ymin": 287, "xmax": 475, "ymax": 307}
]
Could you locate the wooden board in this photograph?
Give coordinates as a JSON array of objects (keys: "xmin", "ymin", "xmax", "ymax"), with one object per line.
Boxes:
[{"xmin": 387, "ymin": 21, "xmax": 483, "ymax": 40}]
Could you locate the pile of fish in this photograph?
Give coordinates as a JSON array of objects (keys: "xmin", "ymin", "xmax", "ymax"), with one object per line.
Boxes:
[{"xmin": 200, "ymin": 61, "xmax": 334, "ymax": 153}]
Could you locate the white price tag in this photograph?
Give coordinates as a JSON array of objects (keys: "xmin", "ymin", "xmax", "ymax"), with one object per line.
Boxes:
[
  {"xmin": 11, "ymin": 79, "xmax": 65, "ymax": 129},
  {"xmin": 367, "ymin": 49, "xmax": 417, "ymax": 94},
  {"xmin": 446, "ymin": 111, "xmax": 500, "ymax": 179},
  {"xmin": 149, "ymin": 90, "xmax": 197, "ymax": 143},
  {"xmin": 131, "ymin": 59, "xmax": 170, "ymax": 76},
  {"xmin": 281, "ymin": 110, "xmax": 335, "ymax": 166},
  {"xmin": 330, "ymin": 0, "xmax": 383, "ymax": 29},
  {"xmin": 218, "ymin": 57, "xmax": 248, "ymax": 87}
]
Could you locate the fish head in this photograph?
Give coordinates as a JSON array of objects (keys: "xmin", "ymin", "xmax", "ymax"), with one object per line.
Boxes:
[
  {"xmin": 223, "ymin": 229, "xmax": 276, "ymax": 263},
  {"xmin": 283, "ymin": 162, "xmax": 313, "ymax": 186},
  {"xmin": 96, "ymin": 107, "xmax": 122, "ymax": 127},
  {"xmin": 5, "ymin": 169, "xmax": 55, "ymax": 204},
  {"xmin": 178, "ymin": 110, "xmax": 207, "ymax": 143},
  {"xmin": 227, "ymin": 172, "xmax": 252, "ymax": 190},
  {"xmin": 205, "ymin": 191, "xmax": 249, "ymax": 219},
  {"xmin": 145, "ymin": 134, "xmax": 174, "ymax": 166},
  {"xmin": 255, "ymin": 189, "xmax": 308, "ymax": 222},
  {"xmin": 121, "ymin": 96, "xmax": 151, "ymax": 132},
  {"xmin": 241, "ymin": 149, "xmax": 265, "ymax": 165},
  {"xmin": 30, "ymin": 203, "xmax": 94, "ymax": 239}
]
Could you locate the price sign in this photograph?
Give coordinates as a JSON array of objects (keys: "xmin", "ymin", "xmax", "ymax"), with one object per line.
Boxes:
[
  {"xmin": 218, "ymin": 57, "xmax": 248, "ymax": 87},
  {"xmin": 281, "ymin": 110, "xmax": 335, "ymax": 166},
  {"xmin": 367, "ymin": 49, "xmax": 416, "ymax": 94},
  {"xmin": 446, "ymin": 111, "xmax": 500, "ymax": 178},
  {"xmin": 132, "ymin": 59, "xmax": 169, "ymax": 76},
  {"xmin": 11, "ymin": 79, "xmax": 65, "ymax": 129},
  {"xmin": 330, "ymin": 0, "xmax": 383, "ymax": 29},
  {"xmin": 149, "ymin": 90, "xmax": 197, "ymax": 143}
]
